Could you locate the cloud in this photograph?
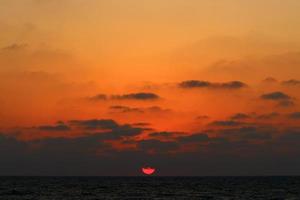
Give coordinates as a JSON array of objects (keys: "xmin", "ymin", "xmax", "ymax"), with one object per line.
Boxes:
[
  {"xmin": 111, "ymin": 93, "xmax": 160, "ymax": 100},
  {"xmin": 256, "ymin": 112, "xmax": 280, "ymax": 120},
  {"xmin": 216, "ymin": 126, "xmax": 273, "ymax": 141},
  {"xmin": 69, "ymin": 119, "xmax": 119, "ymax": 130},
  {"xmin": 288, "ymin": 112, "xmax": 300, "ymax": 119},
  {"xmin": 109, "ymin": 105, "xmax": 172, "ymax": 114},
  {"xmin": 230, "ymin": 113, "xmax": 251, "ymax": 120},
  {"xmin": 88, "ymin": 94, "xmax": 108, "ymax": 101},
  {"xmin": 262, "ymin": 77, "xmax": 278, "ymax": 83},
  {"xmin": 277, "ymin": 100, "xmax": 295, "ymax": 107},
  {"xmin": 282, "ymin": 79, "xmax": 300, "ymax": 86},
  {"xmin": 88, "ymin": 92, "xmax": 160, "ymax": 101},
  {"xmin": 37, "ymin": 122, "xmax": 70, "ymax": 131},
  {"xmin": 137, "ymin": 139, "xmax": 179, "ymax": 153},
  {"xmin": 69, "ymin": 119, "xmax": 145, "ymax": 140},
  {"xmin": 1, "ymin": 43, "xmax": 28, "ymax": 51},
  {"xmin": 177, "ymin": 133, "xmax": 209, "ymax": 143},
  {"xmin": 132, "ymin": 122, "xmax": 151, "ymax": 127},
  {"xmin": 179, "ymin": 80, "xmax": 247, "ymax": 89},
  {"xmin": 260, "ymin": 91, "xmax": 294, "ymax": 107},
  {"xmin": 109, "ymin": 105, "xmax": 143, "ymax": 113},
  {"xmin": 279, "ymin": 131, "xmax": 300, "ymax": 143},
  {"xmin": 149, "ymin": 131, "xmax": 181, "ymax": 139},
  {"xmin": 1, "ymin": 123, "xmax": 300, "ymax": 176},
  {"xmin": 260, "ymin": 91, "xmax": 291, "ymax": 100},
  {"xmin": 210, "ymin": 120, "xmax": 242, "ymax": 127}
]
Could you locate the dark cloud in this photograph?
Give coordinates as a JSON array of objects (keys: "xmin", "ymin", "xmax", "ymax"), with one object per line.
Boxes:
[
  {"xmin": 88, "ymin": 94, "xmax": 108, "ymax": 101},
  {"xmin": 109, "ymin": 105, "xmax": 171, "ymax": 114},
  {"xmin": 146, "ymin": 106, "xmax": 172, "ymax": 113},
  {"xmin": 132, "ymin": 122, "xmax": 151, "ymax": 127},
  {"xmin": 279, "ymin": 131, "xmax": 300, "ymax": 143},
  {"xmin": 262, "ymin": 77, "xmax": 278, "ymax": 83},
  {"xmin": 179, "ymin": 80, "xmax": 247, "ymax": 89},
  {"xmin": 111, "ymin": 93, "xmax": 159, "ymax": 100},
  {"xmin": 69, "ymin": 119, "xmax": 144, "ymax": 140},
  {"xmin": 277, "ymin": 100, "xmax": 295, "ymax": 107},
  {"xmin": 256, "ymin": 112, "xmax": 280, "ymax": 120},
  {"xmin": 1, "ymin": 43, "xmax": 28, "ymax": 51},
  {"xmin": 261, "ymin": 91, "xmax": 291, "ymax": 100},
  {"xmin": 210, "ymin": 120, "xmax": 242, "ymax": 127},
  {"xmin": 37, "ymin": 122, "xmax": 70, "ymax": 131},
  {"xmin": 260, "ymin": 91, "xmax": 294, "ymax": 107},
  {"xmin": 288, "ymin": 112, "xmax": 300, "ymax": 119},
  {"xmin": 177, "ymin": 133, "xmax": 209, "ymax": 143},
  {"xmin": 1, "ymin": 123, "xmax": 300, "ymax": 175},
  {"xmin": 88, "ymin": 93, "xmax": 160, "ymax": 101},
  {"xmin": 137, "ymin": 139, "xmax": 179, "ymax": 153},
  {"xmin": 282, "ymin": 79, "xmax": 300, "ymax": 86},
  {"xmin": 149, "ymin": 131, "xmax": 181, "ymax": 139},
  {"xmin": 216, "ymin": 126, "xmax": 273, "ymax": 141},
  {"xmin": 230, "ymin": 113, "xmax": 251, "ymax": 120},
  {"xmin": 69, "ymin": 119, "xmax": 119, "ymax": 130},
  {"xmin": 109, "ymin": 105, "xmax": 143, "ymax": 113}
]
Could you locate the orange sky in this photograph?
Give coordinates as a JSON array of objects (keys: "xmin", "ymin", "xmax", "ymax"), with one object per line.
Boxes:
[{"xmin": 1, "ymin": 0, "xmax": 300, "ymax": 175}]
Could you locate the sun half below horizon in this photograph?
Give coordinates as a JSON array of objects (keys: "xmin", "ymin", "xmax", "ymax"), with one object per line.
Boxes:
[{"xmin": 1, "ymin": 0, "xmax": 300, "ymax": 176}]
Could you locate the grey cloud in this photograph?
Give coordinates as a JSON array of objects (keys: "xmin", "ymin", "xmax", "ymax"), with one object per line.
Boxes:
[
  {"xmin": 179, "ymin": 80, "xmax": 247, "ymax": 89},
  {"xmin": 1, "ymin": 124, "xmax": 300, "ymax": 176},
  {"xmin": 37, "ymin": 122, "xmax": 70, "ymax": 131},
  {"xmin": 256, "ymin": 112, "xmax": 280, "ymax": 120},
  {"xmin": 277, "ymin": 100, "xmax": 295, "ymax": 107},
  {"xmin": 69, "ymin": 119, "xmax": 119, "ymax": 130},
  {"xmin": 261, "ymin": 91, "xmax": 291, "ymax": 100},
  {"xmin": 282, "ymin": 79, "xmax": 300, "ymax": 86},
  {"xmin": 68, "ymin": 119, "xmax": 144, "ymax": 139},
  {"xmin": 110, "ymin": 105, "xmax": 143, "ymax": 113},
  {"xmin": 88, "ymin": 94, "xmax": 108, "ymax": 101},
  {"xmin": 89, "ymin": 93, "xmax": 160, "ymax": 101},
  {"xmin": 1, "ymin": 43, "xmax": 28, "ymax": 51},
  {"xmin": 262, "ymin": 77, "xmax": 278, "ymax": 83},
  {"xmin": 210, "ymin": 120, "xmax": 242, "ymax": 127},
  {"xmin": 216, "ymin": 126, "xmax": 273, "ymax": 141},
  {"xmin": 111, "ymin": 93, "xmax": 159, "ymax": 100},
  {"xmin": 137, "ymin": 139, "xmax": 179, "ymax": 153},
  {"xmin": 288, "ymin": 112, "xmax": 300, "ymax": 119},
  {"xmin": 109, "ymin": 105, "xmax": 172, "ymax": 114},
  {"xmin": 230, "ymin": 113, "xmax": 251, "ymax": 120},
  {"xmin": 177, "ymin": 133, "xmax": 209, "ymax": 143},
  {"xmin": 149, "ymin": 131, "xmax": 181, "ymax": 139}
]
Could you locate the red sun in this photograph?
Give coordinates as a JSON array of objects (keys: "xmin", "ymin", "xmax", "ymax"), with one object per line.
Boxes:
[{"xmin": 142, "ymin": 167, "xmax": 156, "ymax": 175}]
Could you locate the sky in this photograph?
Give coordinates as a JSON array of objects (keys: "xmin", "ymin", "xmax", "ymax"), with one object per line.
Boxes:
[{"xmin": 1, "ymin": 0, "xmax": 300, "ymax": 176}]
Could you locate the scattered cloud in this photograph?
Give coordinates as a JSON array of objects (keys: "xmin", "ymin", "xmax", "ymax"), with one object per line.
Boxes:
[
  {"xmin": 230, "ymin": 113, "xmax": 251, "ymax": 120},
  {"xmin": 282, "ymin": 79, "xmax": 300, "ymax": 86},
  {"xmin": 37, "ymin": 122, "xmax": 70, "ymax": 131},
  {"xmin": 256, "ymin": 112, "xmax": 280, "ymax": 120},
  {"xmin": 1, "ymin": 43, "xmax": 28, "ymax": 51},
  {"xmin": 179, "ymin": 80, "xmax": 247, "ymax": 90},
  {"xmin": 88, "ymin": 92, "xmax": 160, "ymax": 101},
  {"xmin": 111, "ymin": 93, "xmax": 160, "ymax": 100},
  {"xmin": 288, "ymin": 112, "xmax": 300, "ymax": 119},
  {"xmin": 262, "ymin": 77, "xmax": 278, "ymax": 83},
  {"xmin": 261, "ymin": 91, "xmax": 291, "ymax": 100},
  {"xmin": 177, "ymin": 133, "xmax": 209, "ymax": 143},
  {"xmin": 210, "ymin": 120, "xmax": 243, "ymax": 127}
]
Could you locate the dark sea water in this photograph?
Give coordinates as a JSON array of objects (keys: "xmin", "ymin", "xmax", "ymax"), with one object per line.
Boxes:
[{"xmin": 0, "ymin": 176, "xmax": 300, "ymax": 200}]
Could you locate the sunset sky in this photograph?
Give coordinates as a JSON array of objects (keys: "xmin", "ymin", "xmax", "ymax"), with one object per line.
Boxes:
[{"xmin": 1, "ymin": 0, "xmax": 300, "ymax": 176}]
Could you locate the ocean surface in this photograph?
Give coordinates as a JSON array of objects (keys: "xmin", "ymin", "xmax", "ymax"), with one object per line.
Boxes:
[{"xmin": 0, "ymin": 176, "xmax": 300, "ymax": 199}]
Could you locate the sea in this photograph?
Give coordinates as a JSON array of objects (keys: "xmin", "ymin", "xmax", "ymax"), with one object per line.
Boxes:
[{"xmin": 0, "ymin": 176, "xmax": 300, "ymax": 199}]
